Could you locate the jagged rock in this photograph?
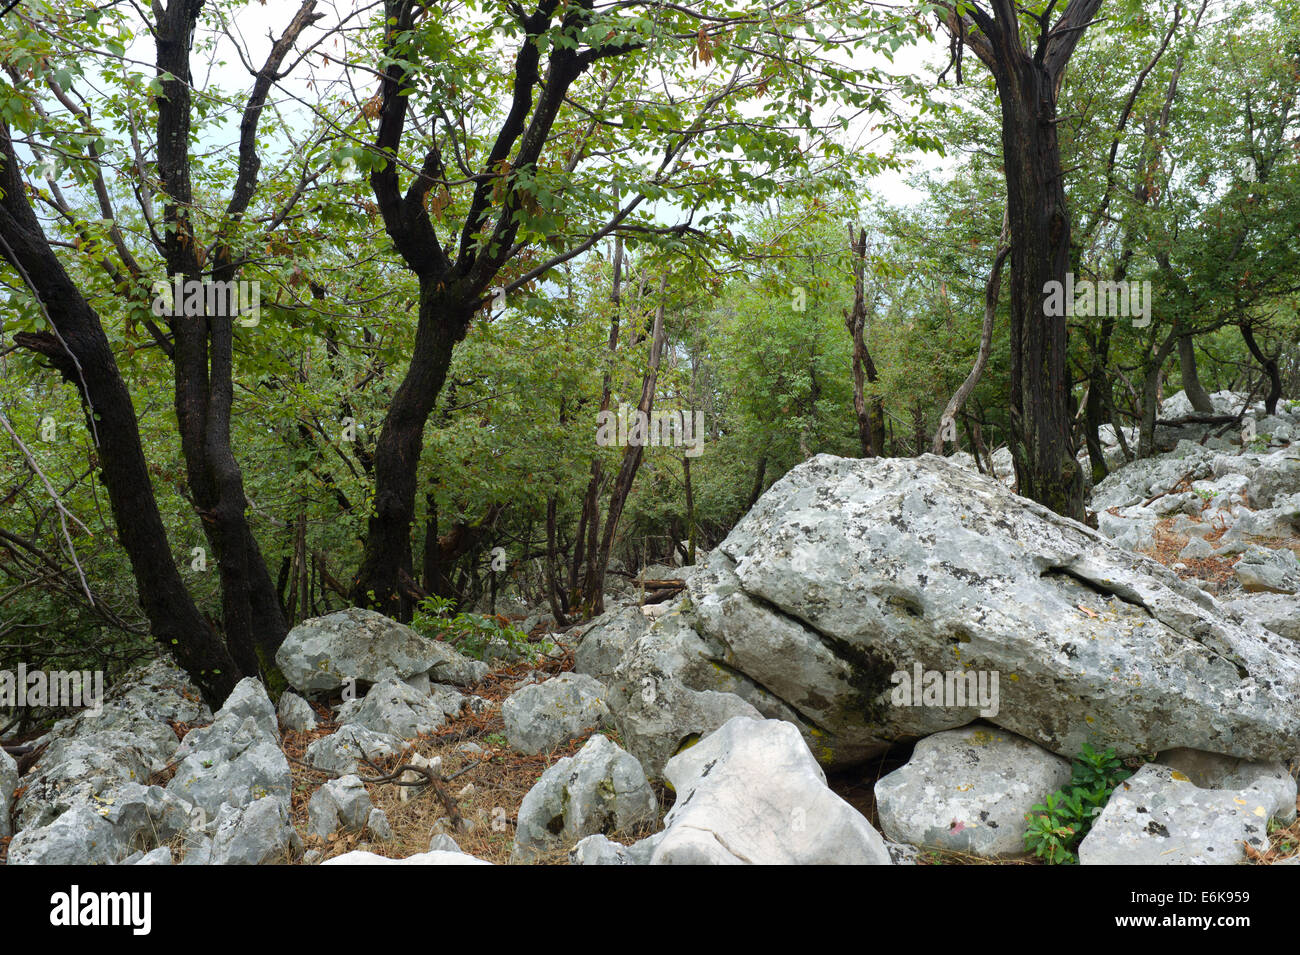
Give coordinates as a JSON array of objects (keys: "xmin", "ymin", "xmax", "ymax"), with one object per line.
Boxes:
[
  {"xmin": 1095, "ymin": 506, "xmax": 1159, "ymax": 551},
  {"xmin": 670, "ymin": 454, "xmax": 1300, "ymax": 765},
  {"xmin": 219, "ymin": 677, "xmax": 281, "ymax": 742},
  {"xmin": 1179, "ymin": 537, "xmax": 1215, "ymax": 560},
  {"xmin": 1090, "ymin": 442, "xmax": 1217, "ymax": 513},
  {"xmin": 1079, "ymin": 763, "xmax": 1280, "ymax": 865},
  {"xmin": 367, "ymin": 808, "xmax": 393, "ymax": 841},
  {"xmin": 336, "ymin": 678, "xmax": 464, "ymax": 738},
  {"xmin": 14, "ymin": 734, "xmax": 155, "ymax": 831},
  {"xmin": 307, "ymin": 774, "xmax": 373, "ymax": 839},
  {"xmin": 0, "ymin": 748, "xmax": 16, "ymax": 838},
  {"xmin": 427, "ymin": 832, "xmax": 462, "ymax": 853},
  {"xmin": 1223, "ymin": 593, "xmax": 1300, "ymax": 641},
  {"xmin": 874, "ymin": 724, "xmax": 1071, "ymax": 857},
  {"xmin": 574, "ymin": 606, "xmax": 649, "ymax": 683},
  {"xmin": 304, "ymin": 725, "xmax": 409, "ymax": 775},
  {"xmin": 36, "ymin": 657, "xmax": 209, "ymax": 773},
  {"xmin": 513, "ymin": 734, "xmax": 657, "ymax": 860},
  {"xmin": 276, "ymin": 607, "xmax": 487, "ymax": 692},
  {"xmin": 277, "ymin": 690, "xmax": 318, "ymax": 733},
  {"xmin": 166, "ymin": 680, "xmax": 291, "ymax": 817},
  {"xmin": 651, "ymin": 717, "xmax": 891, "ymax": 865},
  {"xmin": 14, "ymin": 782, "xmax": 194, "ymax": 864},
  {"xmin": 1234, "ymin": 545, "xmax": 1300, "ymax": 594},
  {"xmin": 322, "ymin": 849, "xmax": 492, "ymax": 865},
  {"xmin": 1247, "ymin": 447, "xmax": 1300, "ymax": 508},
  {"xmin": 569, "ymin": 832, "xmax": 663, "ymax": 865},
  {"xmin": 502, "ymin": 672, "xmax": 609, "ymax": 755},
  {"xmin": 6, "ymin": 806, "xmax": 125, "ymax": 865},
  {"xmin": 95, "ymin": 782, "xmax": 194, "ymax": 848},
  {"xmin": 206, "ymin": 798, "xmax": 300, "ymax": 865}
]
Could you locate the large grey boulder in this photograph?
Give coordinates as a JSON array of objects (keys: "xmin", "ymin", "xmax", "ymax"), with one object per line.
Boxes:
[
  {"xmin": 668, "ymin": 454, "xmax": 1300, "ymax": 765},
  {"xmin": 651, "ymin": 717, "xmax": 891, "ymax": 865},
  {"xmin": 1247, "ymin": 447, "xmax": 1300, "ymax": 508},
  {"xmin": 36, "ymin": 657, "xmax": 209, "ymax": 773},
  {"xmin": 307, "ymin": 774, "xmax": 374, "ymax": 840},
  {"xmin": 1155, "ymin": 748, "xmax": 1296, "ymax": 825},
  {"xmin": 574, "ymin": 606, "xmax": 649, "ymax": 683},
  {"xmin": 10, "ymin": 781, "xmax": 194, "ymax": 865},
  {"xmin": 874, "ymin": 724, "xmax": 1071, "ymax": 858},
  {"xmin": 0, "ymin": 748, "xmax": 17, "ymax": 838},
  {"xmin": 217, "ymin": 677, "xmax": 280, "ymax": 743},
  {"xmin": 502, "ymin": 672, "xmax": 610, "ymax": 755},
  {"xmin": 1078, "ymin": 763, "xmax": 1282, "ymax": 865},
  {"xmin": 304, "ymin": 725, "xmax": 408, "ymax": 774},
  {"xmin": 276, "ymin": 607, "xmax": 487, "ymax": 692},
  {"xmin": 513, "ymin": 735, "xmax": 657, "ymax": 860},
  {"xmin": 336, "ymin": 678, "xmax": 464, "ymax": 739},
  {"xmin": 277, "ymin": 690, "xmax": 318, "ymax": 733},
  {"xmin": 96, "ymin": 783, "xmax": 194, "ymax": 847},
  {"xmin": 205, "ymin": 798, "xmax": 300, "ymax": 865}
]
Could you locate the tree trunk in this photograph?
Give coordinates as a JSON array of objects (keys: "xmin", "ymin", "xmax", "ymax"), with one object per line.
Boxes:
[
  {"xmin": 939, "ymin": 0, "xmax": 1100, "ymax": 521},
  {"xmin": 1241, "ymin": 324, "xmax": 1283, "ymax": 415},
  {"xmin": 1177, "ymin": 328, "xmax": 1213, "ymax": 413},
  {"xmin": 583, "ymin": 276, "xmax": 668, "ymax": 615},
  {"xmin": 933, "ymin": 227, "xmax": 1010, "ymax": 454},
  {"xmin": 844, "ymin": 226, "xmax": 879, "ymax": 457},
  {"xmin": 352, "ymin": 290, "xmax": 468, "ymax": 618},
  {"xmin": 998, "ymin": 65, "xmax": 1085, "ymax": 519},
  {"xmin": 0, "ymin": 123, "xmax": 239, "ymax": 709}
]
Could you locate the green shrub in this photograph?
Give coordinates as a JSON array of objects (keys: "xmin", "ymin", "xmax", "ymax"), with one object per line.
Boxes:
[
  {"xmin": 411, "ymin": 595, "xmax": 546, "ymax": 662},
  {"xmin": 1023, "ymin": 743, "xmax": 1132, "ymax": 864}
]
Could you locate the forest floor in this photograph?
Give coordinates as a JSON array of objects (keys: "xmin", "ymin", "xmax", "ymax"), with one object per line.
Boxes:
[{"xmin": 272, "ymin": 645, "xmax": 667, "ymax": 866}]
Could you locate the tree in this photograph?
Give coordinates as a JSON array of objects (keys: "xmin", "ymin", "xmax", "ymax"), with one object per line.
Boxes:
[{"xmin": 936, "ymin": 0, "xmax": 1103, "ymax": 520}]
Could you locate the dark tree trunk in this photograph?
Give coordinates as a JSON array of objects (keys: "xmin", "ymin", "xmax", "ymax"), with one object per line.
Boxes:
[
  {"xmin": 1177, "ymin": 329, "xmax": 1214, "ymax": 413},
  {"xmin": 845, "ymin": 226, "xmax": 880, "ymax": 457},
  {"xmin": 1241, "ymin": 324, "xmax": 1283, "ymax": 415},
  {"xmin": 998, "ymin": 65, "xmax": 1085, "ymax": 518},
  {"xmin": 354, "ymin": 0, "xmax": 626, "ymax": 616},
  {"xmin": 939, "ymin": 0, "xmax": 1100, "ymax": 522},
  {"xmin": 1082, "ymin": 314, "xmax": 1116, "ymax": 481},
  {"xmin": 352, "ymin": 294, "xmax": 466, "ymax": 618},
  {"xmin": 155, "ymin": 1, "xmax": 294, "ymax": 678},
  {"xmin": 0, "ymin": 123, "xmax": 239, "ymax": 709}
]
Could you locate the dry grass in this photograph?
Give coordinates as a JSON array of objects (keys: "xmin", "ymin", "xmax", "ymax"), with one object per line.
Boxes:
[{"xmin": 274, "ymin": 648, "xmax": 670, "ymax": 865}]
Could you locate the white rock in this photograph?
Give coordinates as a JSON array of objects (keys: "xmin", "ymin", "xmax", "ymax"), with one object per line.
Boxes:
[
  {"xmin": 652, "ymin": 717, "xmax": 891, "ymax": 865},
  {"xmin": 513, "ymin": 734, "xmax": 657, "ymax": 859},
  {"xmin": 502, "ymin": 673, "xmax": 609, "ymax": 755},
  {"xmin": 874, "ymin": 724, "xmax": 1071, "ymax": 857},
  {"xmin": 1079, "ymin": 763, "xmax": 1279, "ymax": 865}
]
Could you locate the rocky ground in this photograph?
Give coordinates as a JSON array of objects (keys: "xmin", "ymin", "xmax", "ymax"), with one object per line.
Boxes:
[{"xmin": 2, "ymin": 389, "xmax": 1298, "ymax": 865}]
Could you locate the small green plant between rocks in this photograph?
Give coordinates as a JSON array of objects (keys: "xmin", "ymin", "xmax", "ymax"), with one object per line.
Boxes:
[{"xmin": 1023, "ymin": 743, "xmax": 1131, "ymax": 864}]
